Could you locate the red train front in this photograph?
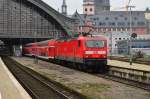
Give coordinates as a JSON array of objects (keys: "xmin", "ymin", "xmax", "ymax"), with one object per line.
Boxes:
[
  {"xmin": 23, "ymin": 35, "xmax": 108, "ymax": 73},
  {"xmin": 55, "ymin": 36, "xmax": 108, "ymax": 72}
]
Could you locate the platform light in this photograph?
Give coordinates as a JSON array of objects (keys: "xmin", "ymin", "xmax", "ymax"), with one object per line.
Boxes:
[
  {"xmin": 34, "ymin": 32, "xmax": 38, "ymax": 64},
  {"xmin": 128, "ymin": 5, "xmax": 136, "ymax": 65}
]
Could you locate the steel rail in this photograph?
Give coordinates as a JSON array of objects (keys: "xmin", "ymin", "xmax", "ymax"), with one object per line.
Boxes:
[
  {"xmin": 16, "ymin": 62, "xmax": 71, "ymax": 99},
  {"xmin": 2, "ymin": 57, "xmax": 72, "ymax": 99}
]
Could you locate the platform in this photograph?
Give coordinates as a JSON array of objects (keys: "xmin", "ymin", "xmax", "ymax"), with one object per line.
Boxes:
[
  {"xmin": 108, "ymin": 59, "xmax": 150, "ymax": 72},
  {"xmin": 0, "ymin": 58, "xmax": 31, "ymax": 99},
  {"xmin": 108, "ymin": 59, "xmax": 150, "ymax": 84}
]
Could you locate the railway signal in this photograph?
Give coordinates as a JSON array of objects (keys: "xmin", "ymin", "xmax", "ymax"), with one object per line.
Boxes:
[{"xmin": 131, "ymin": 33, "xmax": 137, "ymax": 38}]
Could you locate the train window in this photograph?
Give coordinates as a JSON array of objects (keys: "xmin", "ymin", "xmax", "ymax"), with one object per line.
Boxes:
[
  {"xmin": 86, "ymin": 41, "xmax": 105, "ymax": 48},
  {"xmin": 78, "ymin": 40, "xmax": 81, "ymax": 47}
]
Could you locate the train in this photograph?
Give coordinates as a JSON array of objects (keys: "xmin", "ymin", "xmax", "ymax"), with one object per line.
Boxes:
[
  {"xmin": 23, "ymin": 35, "xmax": 108, "ymax": 72},
  {"xmin": 0, "ymin": 44, "xmax": 11, "ymax": 56}
]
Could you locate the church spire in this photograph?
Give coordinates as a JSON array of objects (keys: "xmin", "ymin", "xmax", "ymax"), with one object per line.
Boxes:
[
  {"xmin": 63, "ymin": 0, "xmax": 66, "ymax": 5},
  {"xmin": 62, "ymin": 0, "xmax": 67, "ymax": 15}
]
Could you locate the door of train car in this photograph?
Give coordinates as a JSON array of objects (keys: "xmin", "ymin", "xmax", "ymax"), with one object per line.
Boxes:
[{"xmin": 47, "ymin": 46, "xmax": 55, "ymax": 59}]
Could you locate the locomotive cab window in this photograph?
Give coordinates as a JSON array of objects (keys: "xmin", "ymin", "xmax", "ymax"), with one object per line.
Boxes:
[{"xmin": 86, "ymin": 41, "xmax": 105, "ymax": 48}]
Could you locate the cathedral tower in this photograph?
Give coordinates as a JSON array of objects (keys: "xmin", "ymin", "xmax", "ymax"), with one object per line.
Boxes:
[
  {"xmin": 62, "ymin": 0, "xmax": 67, "ymax": 15},
  {"xmin": 83, "ymin": 0, "xmax": 110, "ymax": 15},
  {"xmin": 83, "ymin": 0, "xmax": 95, "ymax": 15},
  {"xmin": 95, "ymin": 0, "xmax": 110, "ymax": 13}
]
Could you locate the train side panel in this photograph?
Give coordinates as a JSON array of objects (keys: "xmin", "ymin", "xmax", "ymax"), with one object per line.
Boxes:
[{"xmin": 23, "ymin": 36, "xmax": 108, "ymax": 72}]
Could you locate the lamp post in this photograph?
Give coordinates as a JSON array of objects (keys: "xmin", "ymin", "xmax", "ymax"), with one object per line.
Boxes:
[
  {"xmin": 128, "ymin": 6, "xmax": 135, "ymax": 65},
  {"xmin": 110, "ymin": 32, "xmax": 113, "ymax": 59},
  {"xmin": 34, "ymin": 31, "xmax": 38, "ymax": 64}
]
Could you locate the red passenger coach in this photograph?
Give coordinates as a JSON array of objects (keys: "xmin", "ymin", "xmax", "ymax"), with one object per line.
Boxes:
[
  {"xmin": 23, "ymin": 40, "xmax": 56, "ymax": 59},
  {"xmin": 23, "ymin": 35, "xmax": 108, "ymax": 72},
  {"xmin": 23, "ymin": 43, "xmax": 38, "ymax": 56},
  {"xmin": 35, "ymin": 40, "xmax": 56, "ymax": 59}
]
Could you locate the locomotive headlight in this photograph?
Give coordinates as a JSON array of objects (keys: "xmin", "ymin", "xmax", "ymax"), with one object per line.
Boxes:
[{"xmin": 103, "ymin": 55, "xmax": 106, "ymax": 58}]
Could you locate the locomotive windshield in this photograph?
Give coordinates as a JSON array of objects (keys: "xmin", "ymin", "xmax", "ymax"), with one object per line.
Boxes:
[{"xmin": 86, "ymin": 41, "xmax": 105, "ymax": 48}]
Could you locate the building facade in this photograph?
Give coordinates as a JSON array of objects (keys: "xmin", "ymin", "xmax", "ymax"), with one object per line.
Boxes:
[
  {"xmin": 73, "ymin": 11, "xmax": 148, "ymax": 35},
  {"xmin": 117, "ymin": 39, "xmax": 150, "ymax": 55},
  {"xmin": 73, "ymin": 0, "xmax": 149, "ymax": 35},
  {"xmin": 104, "ymin": 31, "xmax": 130, "ymax": 55},
  {"xmin": 94, "ymin": 0, "xmax": 110, "ymax": 13}
]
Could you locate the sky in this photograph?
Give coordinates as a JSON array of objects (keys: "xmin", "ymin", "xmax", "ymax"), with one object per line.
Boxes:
[{"xmin": 42, "ymin": 0, "xmax": 150, "ymax": 15}]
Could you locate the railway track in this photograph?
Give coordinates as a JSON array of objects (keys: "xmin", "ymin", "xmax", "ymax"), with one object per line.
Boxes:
[
  {"xmin": 56, "ymin": 58, "xmax": 150, "ymax": 91},
  {"xmin": 96, "ymin": 70, "xmax": 150, "ymax": 91},
  {"xmin": 37, "ymin": 57, "xmax": 150, "ymax": 91},
  {"xmin": 2, "ymin": 57, "xmax": 87, "ymax": 99},
  {"xmin": 5, "ymin": 55, "xmax": 149, "ymax": 98}
]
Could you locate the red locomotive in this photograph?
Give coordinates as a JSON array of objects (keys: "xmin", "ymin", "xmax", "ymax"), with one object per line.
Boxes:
[{"xmin": 23, "ymin": 35, "xmax": 108, "ymax": 72}]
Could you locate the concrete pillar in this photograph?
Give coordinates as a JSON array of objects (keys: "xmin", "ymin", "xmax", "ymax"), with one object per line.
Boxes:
[
  {"xmin": 148, "ymin": 21, "xmax": 150, "ymax": 34},
  {"xmin": 13, "ymin": 45, "xmax": 22, "ymax": 57}
]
